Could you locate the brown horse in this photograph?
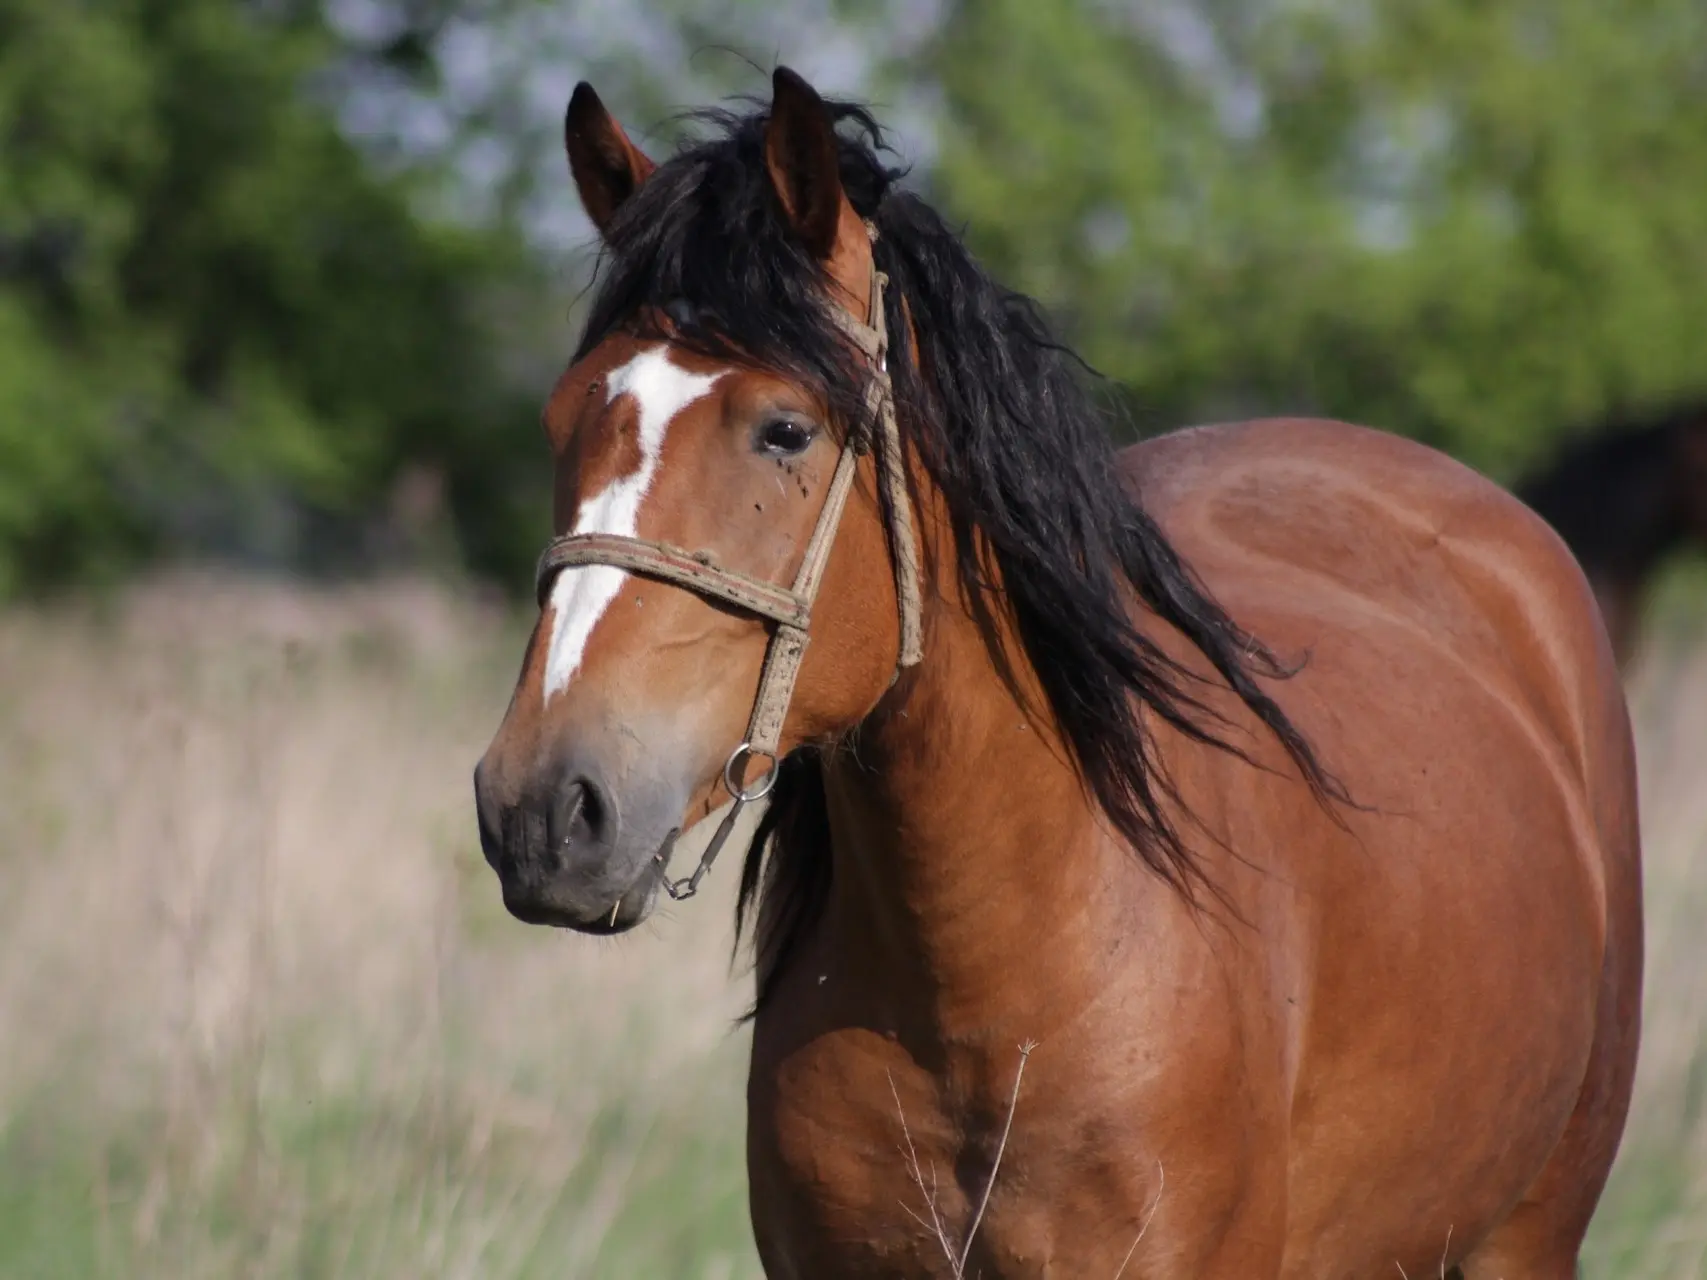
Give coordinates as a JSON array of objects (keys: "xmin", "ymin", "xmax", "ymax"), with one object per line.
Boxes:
[
  {"xmin": 473, "ymin": 69, "xmax": 1642, "ymax": 1279},
  {"xmin": 1514, "ymin": 403, "xmax": 1707, "ymax": 667}
]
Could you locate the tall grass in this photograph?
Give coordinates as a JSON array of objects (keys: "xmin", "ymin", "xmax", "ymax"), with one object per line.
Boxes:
[
  {"xmin": 0, "ymin": 572, "xmax": 762, "ymax": 1279},
  {"xmin": 0, "ymin": 569, "xmax": 1703, "ymax": 1277},
  {"xmin": 1582, "ymin": 578, "xmax": 1707, "ymax": 1279}
]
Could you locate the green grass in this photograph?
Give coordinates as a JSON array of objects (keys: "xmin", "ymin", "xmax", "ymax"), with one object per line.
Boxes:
[{"xmin": 0, "ymin": 1057, "xmax": 757, "ymax": 1279}]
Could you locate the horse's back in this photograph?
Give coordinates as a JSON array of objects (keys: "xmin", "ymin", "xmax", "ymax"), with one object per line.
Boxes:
[
  {"xmin": 1124, "ymin": 417, "xmax": 1643, "ymax": 1275},
  {"xmin": 1128, "ymin": 417, "xmax": 1632, "ymax": 846}
]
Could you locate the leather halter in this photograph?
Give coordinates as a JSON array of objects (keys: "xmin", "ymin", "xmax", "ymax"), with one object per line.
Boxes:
[{"xmin": 532, "ymin": 226, "xmax": 923, "ymax": 900}]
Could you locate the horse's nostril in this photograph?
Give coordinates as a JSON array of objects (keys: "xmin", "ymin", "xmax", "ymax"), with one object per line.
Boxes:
[
  {"xmin": 579, "ymin": 779, "xmax": 606, "ymax": 838},
  {"xmin": 550, "ymin": 781, "xmax": 584, "ymax": 849},
  {"xmin": 549, "ymin": 777, "xmax": 610, "ymax": 851}
]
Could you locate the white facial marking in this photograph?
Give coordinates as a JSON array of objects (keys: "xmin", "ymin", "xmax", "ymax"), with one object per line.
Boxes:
[{"xmin": 542, "ymin": 346, "xmax": 724, "ymax": 704}]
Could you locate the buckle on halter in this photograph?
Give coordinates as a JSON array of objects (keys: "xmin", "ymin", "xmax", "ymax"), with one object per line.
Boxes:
[{"xmin": 657, "ymin": 742, "xmax": 780, "ymax": 901}]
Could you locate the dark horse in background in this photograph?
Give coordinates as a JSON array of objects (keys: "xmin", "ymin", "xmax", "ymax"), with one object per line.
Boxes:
[
  {"xmin": 1516, "ymin": 402, "xmax": 1707, "ymax": 667},
  {"xmin": 474, "ymin": 69, "xmax": 1641, "ymax": 1278}
]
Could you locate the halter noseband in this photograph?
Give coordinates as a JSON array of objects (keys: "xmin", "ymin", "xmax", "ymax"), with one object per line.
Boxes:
[{"xmin": 532, "ymin": 225, "xmax": 924, "ymax": 901}]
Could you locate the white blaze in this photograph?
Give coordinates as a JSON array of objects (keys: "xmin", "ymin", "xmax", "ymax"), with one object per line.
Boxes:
[{"xmin": 542, "ymin": 346, "xmax": 724, "ymax": 703}]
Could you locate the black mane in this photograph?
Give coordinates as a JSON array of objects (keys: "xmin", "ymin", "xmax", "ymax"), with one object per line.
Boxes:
[
  {"xmin": 1515, "ymin": 402, "xmax": 1707, "ymax": 577},
  {"xmin": 574, "ymin": 97, "xmax": 1342, "ymax": 1010}
]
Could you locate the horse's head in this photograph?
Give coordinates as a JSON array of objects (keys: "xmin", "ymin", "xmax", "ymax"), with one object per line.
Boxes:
[
  {"xmin": 473, "ymin": 67, "xmax": 1335, "ymax": 955},
  {"xmin": 473, "ymin": 69, "xmax": 915, "ymax": 932}
]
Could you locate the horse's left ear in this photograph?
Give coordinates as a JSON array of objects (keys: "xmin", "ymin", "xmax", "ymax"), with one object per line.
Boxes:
[{"xmin": 764, "ymin": 67, "xmax": 849, "ymax": 261}]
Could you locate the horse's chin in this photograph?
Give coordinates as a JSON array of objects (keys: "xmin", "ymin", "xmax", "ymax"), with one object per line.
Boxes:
[{"xmin": 499, "ymin": 853, "xmax": 665, "ymax": 935}]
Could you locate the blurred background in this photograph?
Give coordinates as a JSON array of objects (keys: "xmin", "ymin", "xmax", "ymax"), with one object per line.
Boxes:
[{"xmin": 3, "ymin": 0, "xmax": 1706, "ymax": 1275}]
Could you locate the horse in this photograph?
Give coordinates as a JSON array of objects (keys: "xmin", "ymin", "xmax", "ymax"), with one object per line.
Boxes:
[
  {"xmin": 473, "ymin": 68, "xmax": 1642, "ymax": 1279},
  {"xmin": 1514, "ymin": 402, "xmax": 1707, "ymax": 668}
]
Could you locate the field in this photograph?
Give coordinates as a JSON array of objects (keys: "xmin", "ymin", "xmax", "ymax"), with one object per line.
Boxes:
[{"xmin": 1, "ymin": 570, "xmax": 1705, "ymax": 1278}]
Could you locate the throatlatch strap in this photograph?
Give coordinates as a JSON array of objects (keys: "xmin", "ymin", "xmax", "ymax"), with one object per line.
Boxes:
[
  {"xmin": 881, "ymin": 404, "xmax": 924, "ymax": 668},
  {"xmin": 825, "ymin": 254, "xmax": 922, "ymax": 670},
  {"xmin": 862, "ymin": 263, "xmax": 923, "ymax": 669}
]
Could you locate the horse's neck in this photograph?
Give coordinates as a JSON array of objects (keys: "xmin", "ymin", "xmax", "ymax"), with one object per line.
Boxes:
[{"xmin": 819, "ymin": 596, "xmax": 1134, "ymax": 1039}]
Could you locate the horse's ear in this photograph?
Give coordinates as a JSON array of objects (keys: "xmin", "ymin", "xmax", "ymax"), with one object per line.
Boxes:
[
  {"xmin": 565, "ymin": 82, "xmax": 656, "ymax": 238},
  {"xmin": 764, "ymin": 67, "xmax": 846, "ymax": 261}
]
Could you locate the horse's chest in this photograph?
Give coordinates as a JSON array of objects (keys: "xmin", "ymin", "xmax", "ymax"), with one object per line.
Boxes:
[
  {"xmin": 747, "ymin": 1112, "xmax": 1067, "ymax": 1280},
  {"xmin": 746, "ymin": 1027, "xmax": 1151, "ymax": 1278}
]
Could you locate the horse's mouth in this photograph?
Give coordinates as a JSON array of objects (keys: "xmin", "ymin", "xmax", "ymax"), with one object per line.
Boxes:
[{"xmin": 498, "ymin": 850, "xmax": 667, "ymax": 935}]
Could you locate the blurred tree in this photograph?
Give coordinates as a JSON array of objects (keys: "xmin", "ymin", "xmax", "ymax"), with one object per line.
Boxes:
[
  {"xmin": 16, "ymin": 0, "xmax": 1696, "ymax": 598},
  {"xmin": 920, "ymin": 0, "xmax": 1707, "ymax": 477},
  {"xmin": 321, "ymin": 0, "xmax": 908, "ymax": 255},
  {"xmin": 0, "ymin": 0, "xmax": 549, "ymax": 596}
]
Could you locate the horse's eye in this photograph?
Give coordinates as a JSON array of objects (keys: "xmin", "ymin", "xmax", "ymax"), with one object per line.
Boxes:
[{"xmin": 755, "ymin": 418, "xmax": 816, "ymax": 457}]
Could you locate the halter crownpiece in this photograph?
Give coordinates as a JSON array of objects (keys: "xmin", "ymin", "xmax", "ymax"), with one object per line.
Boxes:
[{"xmin": 533, "ymin": 222, "xmax": 923, "ymax": 899}]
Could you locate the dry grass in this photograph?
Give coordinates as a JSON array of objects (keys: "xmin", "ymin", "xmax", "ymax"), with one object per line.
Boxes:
[
  {"xmin": 0, "ymin": 570, "xmax": 763, "ymax": 1279},
  {"xmin": 1582, "ymin": 597, "xmax": 1707, "ymax": 1279},
  {"xmin": 0, "ymin": 567, "xmax": 1704, "ymax": 1277}
]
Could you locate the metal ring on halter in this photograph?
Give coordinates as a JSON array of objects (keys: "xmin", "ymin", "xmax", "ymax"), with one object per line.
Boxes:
[
  {"xmin": 723, "ymin": 743, "xmax": 780, "ymax": 804},
  {"xmin": 657, "ymin": 743, "xmax": 781, "ymax": 902}
]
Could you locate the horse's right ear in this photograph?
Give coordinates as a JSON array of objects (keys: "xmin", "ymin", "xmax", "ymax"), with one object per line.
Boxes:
[
  {"xmin": 764, "ymin": 66, "xmax": 846, "ymax": 260},
  {"xmin": 564, "ymin": 82, "xmax": 656, "ymax": 238}
]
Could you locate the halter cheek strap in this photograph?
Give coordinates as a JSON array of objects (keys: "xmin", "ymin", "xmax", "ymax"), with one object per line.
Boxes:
[{"xmin": 532, "ymin": 225, "xmax": 923, "ymax": 900}]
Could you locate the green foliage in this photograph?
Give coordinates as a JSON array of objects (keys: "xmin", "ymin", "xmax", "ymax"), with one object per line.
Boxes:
[
  {"xmin": 920, "ymin": 0, "xmax": 1707, "ymax": 477},
  {"xmin": 0, "ymin": 0, "xmax": 549, "ymax": 596},
  {"xmin": 0, "ymin": 1048, "xmax": 760, "ymax": 1279},
  {"xmin": 7, "ymin": 0, "xmax": 1706, "ymax": 594}
]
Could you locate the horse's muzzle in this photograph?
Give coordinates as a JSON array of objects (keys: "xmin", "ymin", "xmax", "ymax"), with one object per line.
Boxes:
[{"xmin": 473, "ymin": 757, "xmax": 662, "ymax": 933}]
